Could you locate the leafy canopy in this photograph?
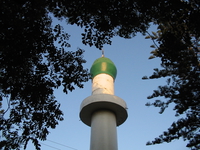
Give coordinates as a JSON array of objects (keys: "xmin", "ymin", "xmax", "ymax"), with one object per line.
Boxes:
[
  {"xmin": 0, "ymin": 1, "xmax": 89, "ymax": 149},
  {"xmin": 0, "ymin": 0, "xmax": 200, "ymax": 150}
]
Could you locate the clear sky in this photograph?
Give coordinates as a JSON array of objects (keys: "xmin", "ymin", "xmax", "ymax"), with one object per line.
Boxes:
[{"xmin": 24, "ymin": 18, "xmax": 189, "ymax": 150}]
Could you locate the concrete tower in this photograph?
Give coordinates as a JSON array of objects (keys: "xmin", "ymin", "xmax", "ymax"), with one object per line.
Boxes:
[{"xmin": 80, "ymin": 55, "xmax": 128, "ymax": 150}]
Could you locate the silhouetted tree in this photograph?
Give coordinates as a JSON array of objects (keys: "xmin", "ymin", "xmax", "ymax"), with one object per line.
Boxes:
[
  {"xmin": 143, "ymin": 1, "xmax": 200, "ymax": 149},
  {"xmin": 0, "ymin": 1, "xmax": 89, "ymax": 149},
  {"xmin": 1, "ymin": 0, "xmax": 199, "ymax": 149}
]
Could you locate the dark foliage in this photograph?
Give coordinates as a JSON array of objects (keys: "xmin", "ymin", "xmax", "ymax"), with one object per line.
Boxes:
[
  {"xmin": 0, "ymin": 0, "xmax": 89, "ymax": 149},
  {"xmin": 1, "ymin": 0, "xmax": 200, "ymax": 149},
  {"xmin": 145, "ymin": 28, "xmax": 200, "ymax": 149},
  {"xmin": 143, "ymin": 1, "xmax": 200, "ymax": 149},
  {"xmin": 48, "ymin": 0, "xmax": 153, "ymax": 49}
]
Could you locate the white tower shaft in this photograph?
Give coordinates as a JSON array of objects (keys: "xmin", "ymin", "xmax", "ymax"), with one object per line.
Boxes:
[
  {"xmin": 90, "ymin": 73, "xmax": 117, "ymax": 150},
  {"xmin": 90, "ymin": 110, "xmax": 118, "ymax": 150},
  {"xmin": 80, "ymin": 57, "xmax": 127, "ymax": 150}
]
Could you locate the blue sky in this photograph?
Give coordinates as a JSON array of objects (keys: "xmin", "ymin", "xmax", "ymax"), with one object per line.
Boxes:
[{"xmin": 24, "ymin": 19, "xmax": 190, "ymax": 150}]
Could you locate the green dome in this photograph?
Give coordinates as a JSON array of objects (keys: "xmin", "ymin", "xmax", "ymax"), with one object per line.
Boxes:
[{"xmin": 90, "ymin": 57, "xmax": 117, "ymax": 79}]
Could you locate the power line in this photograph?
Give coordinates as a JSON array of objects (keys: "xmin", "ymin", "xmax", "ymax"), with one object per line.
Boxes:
[
  {"xmin": 40, "ymin": 142, "xmax": 61, "ymax": 150},
  {"xmin": 47, "ymin": 139, "xmax": 78, "ymax": 150}
]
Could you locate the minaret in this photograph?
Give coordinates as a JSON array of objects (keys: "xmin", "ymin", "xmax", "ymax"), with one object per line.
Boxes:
[{"xmin": 80, "ymin": 55, "xmax": 128, "ymax": 150}]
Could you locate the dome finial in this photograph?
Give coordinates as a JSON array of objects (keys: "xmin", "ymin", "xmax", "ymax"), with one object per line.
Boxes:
[
  {"xmin": 90, "ymin": 57, "xmax": 117, "ymax": 79},
  {"xmin": 101, "ymin": 48, "xmax": 104, "ymax": 57}
]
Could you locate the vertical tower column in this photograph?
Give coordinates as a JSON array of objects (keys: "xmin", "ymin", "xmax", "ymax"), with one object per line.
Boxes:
[
  {"xmin": 80, "ymin": 56, "xmax": 128, "ymax": 150},
  {"xmin": 90, "ymin": 110, "xmax": 117, "ymax": 150}
]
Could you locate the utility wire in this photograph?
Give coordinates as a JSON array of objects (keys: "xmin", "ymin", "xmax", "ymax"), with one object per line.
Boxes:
[
  {"xmin": 47, "ymin": 139, "xmax": 78, "ymax": 150},
  {"xmin": 40, "ymin": 142, "xmax": 61, "ymax": 150}
]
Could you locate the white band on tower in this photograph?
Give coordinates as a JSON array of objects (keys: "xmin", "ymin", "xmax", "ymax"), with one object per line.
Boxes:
[{"xmin": 92, "ymin": 74, "xmax": 114, "ymax": 95}]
